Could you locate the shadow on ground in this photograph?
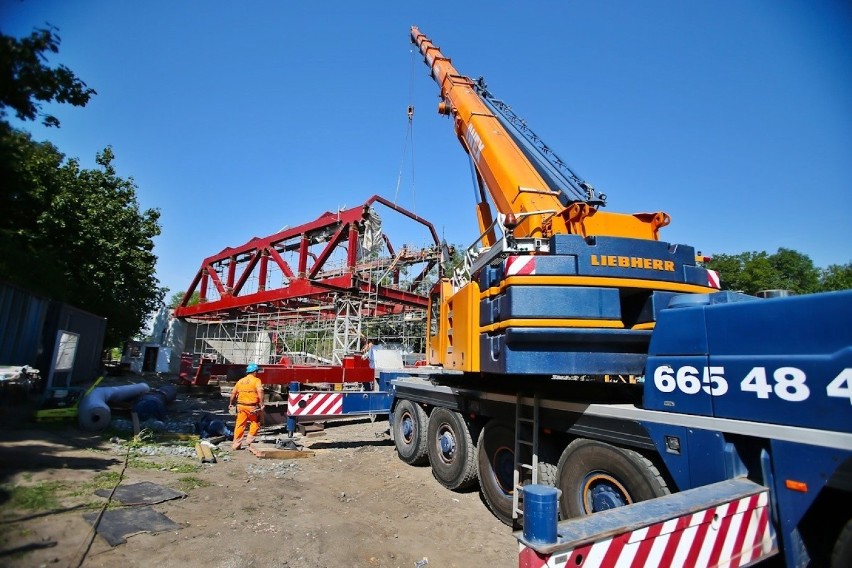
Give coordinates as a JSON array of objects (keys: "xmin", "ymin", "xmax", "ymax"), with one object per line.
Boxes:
[
  {"xmin": 0, "ymin": 394, "xmax": 122, "ymax": 487},
  {"xmin": 306, "ymin": 439, "xmax": 393, "ymax": 450}
]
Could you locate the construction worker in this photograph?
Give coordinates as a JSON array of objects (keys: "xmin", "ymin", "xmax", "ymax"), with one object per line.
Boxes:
[
  {"xmin": 361, "ymin": 337, "xmax": 376, "ymax": 368},
  {"xmin": 229, "ymin": 363, "xmax": 265, "ymax": 450}
]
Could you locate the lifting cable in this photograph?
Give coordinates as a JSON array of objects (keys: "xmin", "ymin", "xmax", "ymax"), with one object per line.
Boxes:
[{"xmin": 393, "ymin": 46, "xmax": 417, "ymax": 213}]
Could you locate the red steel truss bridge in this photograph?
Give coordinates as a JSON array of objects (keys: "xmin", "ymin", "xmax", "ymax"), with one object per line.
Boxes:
[{"xmin": 174, "ymin": 195, "xmax": 443, "ymax": 321}]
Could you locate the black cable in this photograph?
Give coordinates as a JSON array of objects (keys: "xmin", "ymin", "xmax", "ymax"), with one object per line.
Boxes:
[{"xmin": 70, "ymin": 438, "xmax": 132, "ymax": 568}]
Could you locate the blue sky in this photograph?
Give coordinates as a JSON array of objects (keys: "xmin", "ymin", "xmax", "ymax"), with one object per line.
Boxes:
[{"xmin": 3, "ymin": 1, "xmax": 850, "ymax": 297}]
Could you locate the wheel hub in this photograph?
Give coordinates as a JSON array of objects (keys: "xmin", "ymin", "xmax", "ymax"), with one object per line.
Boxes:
[
  {"xmin": 492, "ymin": 446, "xmax": 514, "ymax": 493},
  {"xmin": 582, "ymin": 473, "xmax": 632, "ymax": 513},
  {"xmin": 401, "ymin": 414, "xmax": 414, "ymax": 442},
  {"xmin": 438, "ymin": 428, "xmax": 456, "ymax": 461}
]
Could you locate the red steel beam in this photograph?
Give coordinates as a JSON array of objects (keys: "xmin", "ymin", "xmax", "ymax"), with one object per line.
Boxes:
[
  {"xmin": 181, "ymin": 356, "xmax": 374, "ymax": 386},
  {"xmin": 175, "ymin": 196, "xmax": 441, "ymax": 319}
]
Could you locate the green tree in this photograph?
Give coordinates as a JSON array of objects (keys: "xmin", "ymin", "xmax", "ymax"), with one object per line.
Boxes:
[
  {"xmin": 168, "ymin": 290, "xmax": 200, "ymax": 308},
  {"xmin": 0, "ymin": 129, "xmax": 163, "ymax": 345},
  {"xmin": 440, "ymin": 242, "xmax": 466, "ymax": 281},
  {"xmin": 0, "ymin": 25, "xmax": 162, "ymax": 345},
  {"xmin": 0, "ymin": 26, "xmax": 96, "ymax": 127},
  {"xmin": 707, "ymin": 248, "xmax": 831, "ymax": 295},
  {"xmin": 769, "ymin": 248, "xmax": 820, "ymax": 293},
  {"xmin": 706, "ymin": 251, "xmax": 774, "ymax": 294},
  {"xmin": 820, "ymin": 263, "xmax": 852, "ymax": 292}
]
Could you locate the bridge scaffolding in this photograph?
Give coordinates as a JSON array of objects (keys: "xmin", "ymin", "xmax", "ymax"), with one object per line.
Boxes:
[{"xmin": 175, "ymin": 196, "xmax": 441, "ymax": 370}]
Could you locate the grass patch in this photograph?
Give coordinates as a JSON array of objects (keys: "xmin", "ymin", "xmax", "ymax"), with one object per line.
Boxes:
[
  {"xmin": 128, "ymin": 429, "xmax": 156, "ymax": 448},
  {"xmin": 129, "ymin": 458, "xmax": 159, "ymax": 470},
  {"xmin": 68, "ymin": 471, "xmax": 123, "ymax": 497},
  {"xmin": 168, "ymin": 462, "xmax": 200, "ymax": 474},
  {"xmin": 154, "ymin": 433, "xmax": 199, "ymax": 445},
  {"xmin": 4, "ymin": 481, "xmax": 66, "ymax": 511},
  {"xmin": 129, "ymin": 458, "xmax": 200, "ymax": 474},
  {"xmin": 176, "ymin": 476, "xmax": 211, "ymax": 492},
  {"xmin": 80, "ymin": 500, "xmax": 117, "ymax": 511},
  {"xmin": 91, "ymin": 471, "xmax": 122, "ymax": 488}
]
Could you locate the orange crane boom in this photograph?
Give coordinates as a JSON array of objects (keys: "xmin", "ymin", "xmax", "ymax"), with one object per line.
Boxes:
[
  {"xmin": 411, "ymin": 26, "xmax": 719, "ymax": 375},
  {"xmin": 410, "ymin": 26, "xmax": 670, "ymax": 244}
]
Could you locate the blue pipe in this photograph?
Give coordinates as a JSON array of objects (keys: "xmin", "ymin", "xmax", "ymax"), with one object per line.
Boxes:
[{"xmin": 286, "ymin": 381, "xmax": 299, "ymax": 437}]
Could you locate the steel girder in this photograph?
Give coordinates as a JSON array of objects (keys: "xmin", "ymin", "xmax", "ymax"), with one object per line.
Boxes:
[{"xmin": 174, "ymin": 195, "xmax": 441, "ymax": 320}]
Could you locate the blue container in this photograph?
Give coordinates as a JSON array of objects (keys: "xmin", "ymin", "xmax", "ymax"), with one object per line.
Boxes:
[{"xmin": 523, "ymin": 484, "xmax": 559, "ymax": 545}]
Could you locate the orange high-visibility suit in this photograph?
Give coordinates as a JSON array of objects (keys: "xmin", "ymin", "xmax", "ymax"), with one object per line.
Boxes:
[{"xmin": 230, "ymin": 372, "xmax": 264, "ymax": 450}]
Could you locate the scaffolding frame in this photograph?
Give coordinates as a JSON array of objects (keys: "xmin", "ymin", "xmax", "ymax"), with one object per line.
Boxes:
[
  {"xmin": 177, "ymin": 195, "xmax": 442, "ymax": 368},
  {"xmin": 186, "ymin": 304, "xmax": 427, "ymax": 367}
]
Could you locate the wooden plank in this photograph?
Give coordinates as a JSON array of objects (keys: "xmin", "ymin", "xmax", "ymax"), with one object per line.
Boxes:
[
  {"xmin": 200, "ymin": 444, "xmax": 217, "ymax": 463},
  {"xmin": 248, "ymin": 443, "xmax": 315, "ymax": 459},
  {"xmin": 195, "ymin": 442, "xmax": 217, "ymax": 463}
]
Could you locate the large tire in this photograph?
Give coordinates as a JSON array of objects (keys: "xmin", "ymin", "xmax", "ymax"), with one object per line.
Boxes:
[
  {"xmin": 392, "ymin": 400, "xmax": 429, "ymax": 465},
  {"xmin": 556, "ymin": 438, "xmax": 669, "ymax": 519},
  {"xmin": 427, "ymin": 407, "xmax": 478, "ymax": 490},
  {"xmin": 832, "ymin": 518, "xmax": 852, "ymax": 568},
  {"xmin": 477, "ymin": 420, "xmax": 558, "ymax": 526}
]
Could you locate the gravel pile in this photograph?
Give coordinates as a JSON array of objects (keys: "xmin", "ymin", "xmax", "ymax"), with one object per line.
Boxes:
[
  {"xmin": 245, "ymin": 461, "xmax": 301, "ymax": 480},
  {"xmin": 129, "ymin": 444, "xmax": 199, "ymax": 458}
]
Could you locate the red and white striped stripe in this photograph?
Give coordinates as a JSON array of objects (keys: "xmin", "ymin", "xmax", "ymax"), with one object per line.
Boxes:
[
  {"xmin": 506, "ymin": 256, "xmax": 536, "ymax": 276},
  {"xmin": 519, "ymin": 491, "xmax": 773, "ymax": 568},
  {"xmin": 287, "ymin": 393, "xmax": 343, "ymax": 417},
  {"xmin": 707, "ymin": 269, "xmax": 721, "ymax": 289}
]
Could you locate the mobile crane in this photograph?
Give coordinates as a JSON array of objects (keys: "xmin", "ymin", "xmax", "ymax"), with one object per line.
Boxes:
[
  {"xmin": 408, "ymin": 26, "xmax": 720, "ymax": 378},
  {"xmin": 384, "ymin": 28, "xmax": 851, "ymax": 567},
  {"xmin": 280, "ymin": 27, "xmax": 851, "ymax": 568}
]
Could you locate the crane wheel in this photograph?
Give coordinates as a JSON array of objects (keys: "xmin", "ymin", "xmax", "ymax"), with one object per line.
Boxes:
[
  {"xmin": 427, "ymin": 407, "xmax": 478, "ymax": 490},
  {"xmin": 477, "ymin": 420, "xmax": 558, "ymax": 526},
  {"xmin": 556, "ymin": 438, "xmax": 669, "ymax": 519},
  {"xmin": 392, "ymin": 400, "xmax": 429, "ymax": 465},
  {"xmin": 832, "ymin": 518, "xmax": 852, "ymax": 568}
]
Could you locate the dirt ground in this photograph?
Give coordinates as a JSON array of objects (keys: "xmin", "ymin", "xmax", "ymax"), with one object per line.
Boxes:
[{"xmin": 0, "ymin": 376, "xmax": 518, "ymax": 568}]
